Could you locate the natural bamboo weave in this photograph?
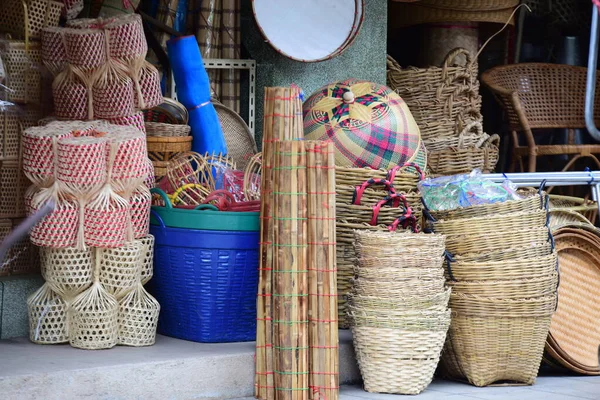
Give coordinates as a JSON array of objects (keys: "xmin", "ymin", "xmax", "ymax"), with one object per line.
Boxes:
[
  {"xmin": 0, "ymin": 0, "xmax": 62, "ymax": 40},
  {"xmin": 387, "ymin": 49, "xmax": 482, "ymax": 141},
  {"xmin": 27, "ymin": 283, "xmax": 69, "ymax": 344},
  {"xmin": 117, "ymin": 284, "xmax": 160, "ymax": 347},
  {"xmin": 98, "ymin": 242, "xmax": 143, "ymax": 299},
  {"xmin": 549, "ymin": 194, "xmax": 598, "ymax": 225},
  {"xmin": 41, "ymin": 247, "xmax": 94, "ymax": 298},
  {"xmin": 455, "ymin": 242, "xmax": 553, "ymax": 263},
  {"xmin": 255, "ymin": 86, "xmax": 305, "ymax": 400},
  {"xmin": 389, "ymin": 1, "xmax": 518, "ymax": 26},
  {"xmin": 145, "ymin": 122, "xmax": 191, "ymax": 137},
  {"xmin": 354, "ymin": 266, "xmax": 445, "ymax": 282},
  {"xmin": 0, "ymin": 160, "xmax": 29, "ymax": 218},
  {"xmin": 427, "ymin": 134, "xmax": 500, "ymax": 176},
  {"xmin": 306, "ymin": 141, "xmax": 338, "ymax": 400},
  {"xmin": 348, "ymin": 289, "xmax": 450, "ymax": 311},
  {"xmin": 243, "ymin": 152, "xmax": 262, "ymax": 201},
  {"xmin": 430, "ymin": 192, "xmax": 544, "ymax": 221},
  {"xmin": 147, "ymin": 136, "xmax": 193, "ymax": 162},
  {"xmin": 448, "ymin": 273, "xmax": 559, "ymax": 299},
  {"xmin": 1, "ymin": 40, "xmax": 43, "ymax": 104},
  {"xmin": 444, "ymin": 227, "xmax": 551, "ymax": 255},
  {"xmin": 549, "ymin": 209, "xmax": 595, "ymax": 231},
  {"xmin": 138, "ymin": 234, "xmax": 155, "ymax": 285},
  {"xmin": 433, "ymin": 209, "xmax": 547, "ymax": 236}
]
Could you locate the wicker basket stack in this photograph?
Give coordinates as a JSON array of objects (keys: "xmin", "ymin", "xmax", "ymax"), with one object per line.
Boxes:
[
  {"xmin": 387, "ymin": 49, "xmax": 500, "ymax": 176},
  {"xmin": 428, "ymin": 193, "xmax": 559, "ymax": 386},
  {"xmin": 24, "ymin": 120, "xmax": 159, "ymax": 349},
  {"xmin": 348, "ymin": 230, "xmax": 450, "ymax": 395},
  {"xmin": 41, "ymin": 14, "xmax": 163, "ymax": 131},
  {"xmin": 335, "ymin": 163, "xmax": 424, "ymax": 328},
  {"xmin": 145, "ymin": 122, "xmax": 192, "ymax": 178}
]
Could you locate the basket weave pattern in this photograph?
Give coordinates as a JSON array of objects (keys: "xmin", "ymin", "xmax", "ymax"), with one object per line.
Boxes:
[
  {"xmin": 428, "ymin": 193, "xmax": 559, "ymax": 386},
  {"xmin": 349, "ymin": 230, "xmax": 450, "ymax": 395}
]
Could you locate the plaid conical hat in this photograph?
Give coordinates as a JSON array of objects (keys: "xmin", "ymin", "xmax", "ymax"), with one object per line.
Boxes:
[{"xmin": 303, "ymin": 79, "xmax": 422, "ymax": 170}]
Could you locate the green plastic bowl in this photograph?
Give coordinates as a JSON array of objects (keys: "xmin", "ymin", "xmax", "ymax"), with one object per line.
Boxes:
[{"xmin": 150, "ymin": 188, "xmax": 260, "ymax": 232}]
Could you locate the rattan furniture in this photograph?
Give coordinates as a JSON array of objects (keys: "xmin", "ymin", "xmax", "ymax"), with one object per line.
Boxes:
[{"xmin": 481, "ymin": 63, "xmax": 600, "ymax": 172}]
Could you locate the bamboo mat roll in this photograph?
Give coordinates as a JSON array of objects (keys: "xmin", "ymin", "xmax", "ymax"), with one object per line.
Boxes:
[
  {"xmin": 272, "ymin": 140, "xmax": 309, "ymax": 399},
  {"xmin": 306, "ymin": 141, "xmax": 339, "ymax": 400},
  {"xmin": 256, "ymin": 86, "xmax": 305, "ymax": 400}
]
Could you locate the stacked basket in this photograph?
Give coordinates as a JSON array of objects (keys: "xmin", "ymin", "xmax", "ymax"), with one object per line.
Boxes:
[
  {"xmin": 335, "ymin": 163, "xmax": 424, "ymax": 328},
  {"xmin": 145, "ymin": 121, "xmax": 192, "ymax": 178},
  {"xmin": 348, "ymin": 230, "xmax": 450, "ymax": 395},
  {"xmin": 428, "ymin": 192, "xmax": 559, "ymax": 386},
  {"xmin": 23, "ymin": 120, "xmax": 159, "ymax": 350},
  {"xmin": 387, "ymin": 49, "xmax": 499, "ymax": 177},
  {"xmin": 41, "ymin": 14, "xmax": 163, "ymax": 131}
]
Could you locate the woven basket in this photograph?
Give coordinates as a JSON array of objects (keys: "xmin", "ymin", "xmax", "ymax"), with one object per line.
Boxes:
[
  {"xmin": 138, "ymin": 234, "xmax": 155, "ymax": 285},
  {"xmin": 0, "ymin": 160, "xmax": 29, "ymax": 218},
  {"xmin": 41, "ymin": 247, "xmax": 94, "ymax": 297},
  {"xmin": 455, "ymin": 242, "xmax": 553, "ymax": 263},
  {"xmin": 243, "ymin": 152, "xmax": 262, "ymax": 201},
  {"xmin": 147, "ymin": 136, "xmax": 193, "ymax": 162},
  {"xmin": 445, "ymin": 226, "xmax": 551, "ymax": 255},
  {"xmin": 348, "ymin": 289, "xmax": 450, "ymax": 311},
  {"xmin": 352, "ymin": 316, "xmax": 450, "ymax": 394},
  {"xmin": 433, "ymin": 209, "xmax": 547, "ymax": 236},
  {"xmin": 0, "ymin": 105, "xmax": 42, "ymax": 160},
  {"xmin": 549, "ymin": 209, "xmax": 595, "ymax": 231},
  {"xmin": 448, "ymin": 273, "xmax": 559, "ymax": 298},
  {"xmin": 215, "ymin": 102, "xmax": 257, "ymax": 170},
  {"xmin": 27, "ymin": 283, "xmax": 69, "ymax": 344},
  {"xmin": 419, "ymin": 22, "xmax": 479, "ymax": 68},
  {"xmin": 0, "ymin": 0, "xmax": 62, "ymax": 40},
  {"xmin": 98, "ymin": 242, "xmax": 143, "ymax": 299},
  {"xmin": 387, "ymin": 49, "xmax": 481, "ymax": 141},
  {"xmin": 442, "ymin": 312, "xmax": 553, "ymax": 386},
  {"xmin": 118, "ymin": 284, "xmax": 160, "ymax": 347},
  {"xmin": 1, "ymin": 40, "xmax": 43, "ymax": 104},
  {"xmin": 549, "ymin": 194, "xmax": 598, "ymax": 225},
  {"xmin": 427, "ymin": 134, "xmax": 500, "ymax": 176},
  {"xmin": 145, "ymin": 122, "xmax": 191, "ymax": 137}
]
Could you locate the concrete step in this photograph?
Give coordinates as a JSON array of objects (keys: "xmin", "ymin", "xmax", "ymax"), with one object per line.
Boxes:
[{"xmin": 0, "ymin": 330, "xmax": 360, "ymax": 400}]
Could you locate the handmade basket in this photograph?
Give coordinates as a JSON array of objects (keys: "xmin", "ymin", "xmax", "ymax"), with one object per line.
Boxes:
[
  {"xmin": 0, "ymin": 160, "xmax": 29, "ymax": 218},
  {"xmin": 147, "ymin": 136, "xmax": 193, "ymax": 162},
  {"xmin": 448, "ymin": 252, "xmax": 558, "ymax": 282},
  {"xmin": 455, "ymin": 242, "xmax": 553, "ymax": 263},
  {"xmin": 427, "ymin": 134, "xmax": 500, "ymax": 176},
  {"xmin": 387, "ymin": 50, "xmax": 482, "ymax": 141},
  {"xmin": 419, "ymin": 22, "xmax": 479, "ymax": 68},
  {"xmin": 0, "ymin": 106, "xmax": 41, "ymax": 159},
  {"xmin": 107, "ymin": 129, "xmax": 148, "ymax": 192},
  {"xmin": 0, "ymin": 0, "xmax": 62, "ymax": 40},
  {"xmin": 215, "ymin": 102, "xmax": 258, "ymax": 169},
  {"xmin": 27, "ymin": 283, "xmax": 69, "ymax": 344},
  {"xmin": 351, "ymin": 313, "xmax": 450, "ymax": 394},
  {"xmin": 118, "ymin": 284, "xmax": 160, "ymax": 346},
  {"xmin": 41, "ymin": 26, "xmax": 66, "ymax": 76},
  {"xmin": 64, "ymin": 28, "xmax": 107, "ymax": 70},
  {"xmin": 1, "ymin": 40, "xmax": 43, "ymax": 104},
  {"xmin": 145, "ymin": 122, "xmax": 191, "ymax": 137},
  {"xmin": 444, "ymin": 226, "xmax": 551, "ymax": 255},
  {"xmin": 348, "ymin": 289, "xmax": 450, "ymax": 311},
  {"xmin": 143, "ymin": 98, "xmax": 189, "ymax": 124},
  {"xmin": 92, "ymin": 62, "xmax": 135, "ymax": 119},
  {"xmin": 98, "ymin": 242, "xmax": 143, "ymax": 299},
  {"xmin": 109, "ymin": 111, "xmax": 146, "ymax": 133},
  {"xmin": 432, "ymin": 209, "xmax": 548, "ymax": 236},
  {"xmin": 104, "ymin": 14, "xmax": 147, "ymax": 61},
  {"xmin": 130, "ymin": 186, "xmax": 151, "ymax": 239},
  {"xmin": 138, "ymin": 234, "xmax": 155, "ymax": 285},
  {"xmin": 56, "ymin": 136, "xmax": 108, "ymax": 194},
  {"xmin": 41, "ymin": 247, "xmax": 94, "ymax": 297},
  {"xmin": 30, "ymin": 197, "xmax": 80, "ymax": 248},
  {"xmin": 243, "ymin": 152, "xmax": 262, "ymax": 201},
  {"xmin": 549, "ymin": 194, "xmax": 598, "ymax": 225},
  {"xmin": 84, "ymin": 192, "xmax": 129, "ymax": 248},
  {"xmin": 136, "ymin": 61, "xmax": 163, "ymax": 110}
]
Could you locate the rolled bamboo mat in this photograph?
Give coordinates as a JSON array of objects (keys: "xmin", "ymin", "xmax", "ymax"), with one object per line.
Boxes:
[
  {"xmin": 272, "ymin": 140, "xmax": 309, "ymax": 399},
  {"xmin": 256, "ymin": 86, "xmax": 304, "ymax": 400},
  {"xmin": 306, "ymin": 141, "xmax": 339, "ymax": 400}
]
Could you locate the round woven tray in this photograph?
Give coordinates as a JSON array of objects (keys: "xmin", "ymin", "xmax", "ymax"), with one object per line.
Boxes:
[
  {"xmin": 547, "ymin": 227, "xmax": 600, "ymax": 375},
  {"xmin": 214, "ymin": 102, "xmax": 257, "ymax": 170},
  {"xmin": 143, "ymin": 98, "xmax": 189, "ymax": 124}
]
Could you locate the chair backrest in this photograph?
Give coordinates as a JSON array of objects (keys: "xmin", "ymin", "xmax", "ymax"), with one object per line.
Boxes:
[{"xmin": 481, "ymin": 63, "xmax": 600, "ymax": 132}]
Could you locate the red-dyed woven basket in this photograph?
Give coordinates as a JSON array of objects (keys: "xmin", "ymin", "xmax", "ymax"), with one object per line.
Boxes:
[
  {"xmin": 130, "ymin": 186, "xmax": 151, "ymax": 239},
  {"xmin": 62, "ymin": 0, "xmax": 84, "ymax": 20},
  {"xmin": 53, "ymin": 66, "xmax": 90, "ymax": 120},
  {"xmin": 108, "ymin": 111, "xmax": 146, "ymax": 133},
  {"xmin": 143, "ymin": 159, "xmax": 155, "ymax": 189},
  {"xmin": 104, "ymin": 14, "xmax": 147, "ymax": 61},
  {"xmin": 108, "ymin": 128, "xmax": 148, "ymax": 189},
  {"xmin": 56, "ymin": 136, "xmax": 108, "ymax": 193},
  {"xmin": 22, "ymin": 126, "xmax": 73, "ymax": 186},
  {"xmin": 41, "ymin": 27, "xmax": 67, "ymax": 76},
  {"xmin": 138, "ymin": 61, "xmax": 163, "ymax": 110},
  {"xmin": 84, "ymin": 193, "xmax": 129, "ymax": 248},
  {"xmin": 92, "ymin": 63, "xmax": 135, "ymax": 119},
  {"xmin": 30, "ymin": 198, "xmax": 80, "ymax": 248},
  {"xmin": 64, "ymin": 28, "xmax": 106, "ymax": 70}
]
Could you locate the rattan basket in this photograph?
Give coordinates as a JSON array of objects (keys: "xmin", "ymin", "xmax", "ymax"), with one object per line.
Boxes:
[
  {"xmin": 145, "ymin": 122, "xmax": 191, "ymax": 137},
  {"xmin": 387, "ymin": 49, "xmax": 482, "ymax": 141},
  {"xmin": 549, "ymin": 194, "xmax": 598, "ymax": 225},
  {"xmin": 427, "ymin": 134, "xmax": 500, "ymax": 176},
  {"xmin": 444, "ymin": 226, "xmax": 551, "ymax": 255},
  {"xmin": 147, "ymin": 136, "xmax": 193, "ymax": 162},
  {"xmin": 433, "ymin": 209, "xmax": 547, "ymax": 236}
]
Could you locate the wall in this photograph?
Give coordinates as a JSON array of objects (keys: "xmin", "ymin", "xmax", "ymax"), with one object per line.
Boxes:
[{"xmin": 240, "ymin": 0, "xmax": 388, "ymax": 144}]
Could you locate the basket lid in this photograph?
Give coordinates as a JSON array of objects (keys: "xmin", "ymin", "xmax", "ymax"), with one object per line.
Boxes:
[{"xmin": 549, "ymin": 226, "xmax": 600, "ymax": 373}]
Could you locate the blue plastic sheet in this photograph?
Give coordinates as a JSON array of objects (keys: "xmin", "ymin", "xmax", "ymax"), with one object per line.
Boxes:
[{"xmin": 167, "ymin": 35, "xmax": 227, "ymax": 156}]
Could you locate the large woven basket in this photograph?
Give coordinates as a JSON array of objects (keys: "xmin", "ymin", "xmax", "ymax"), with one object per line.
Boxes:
[
  {"xmin": 145, "ymin": 122, "xmax": 191, "ymax": 137},
  {"xmin": 387, "ymin": 50, "xmax": 482, "ymax": 142}
]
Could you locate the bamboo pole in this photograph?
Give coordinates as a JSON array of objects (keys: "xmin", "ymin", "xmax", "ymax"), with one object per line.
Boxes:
[
  {"xmin": 307, "ymin": 141, "xmax": 339, "ymax": 400},
  {"xmin": 256, "ymin": 87, "xmax": 305, "ymax": 400}
]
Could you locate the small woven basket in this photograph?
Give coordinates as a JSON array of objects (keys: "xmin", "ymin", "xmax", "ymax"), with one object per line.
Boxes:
[
  {"xmin": 147, "ymin": 136, "xmax": 193, "ymax": 162},
  {"xmin": 98, "ymin": 242, "xmax": 143, "ymax": 299},
  {"xmin": 427, "ymin": 134, "xmax": 500, "ymax": 176},
  {"xmin": 138, "ymin": 234, "xmax": 155, "ymax": 285},
  {"xmin": 430, "ymin": 192, "xmax": 544, "ymax": 221},
  {"xmin": 56, "ymin": 136, "xmax": 108, "ymax": 195},
  {"xmin": 109, "ymin": 111, "xmax": 147, "ymax": 133},
  {"xmin": 118, "ymin": 284, "xmax": 160, "ymax": 346},
  {"xmin": 30, "ymin": 196, "xmax": 80, "ymax": 248},
  {"xmin": 0, "ymin": 160, "xmax": 29, "ymax": 218},
  {"xmin": 92, "ymin": 62, "xmax": 135, "ymax": 119},
  {"xmin": 445, "ymin": 226, "xmax": 551, "ymax": 255},
  {"xmin": 52, "ymin": 65, "xmax": 91, "ymax": 120},
  {"xmin": 145, "ymin": 122, "xmax": 191, "ymax": 137},
  {"xmin": 1, "ymin": 40, "xmax": 43, "ymax": 104},
  {"xmin": 104, "ymin": 14, "xmax": 147, "ymax": 61},
  {"xmin": 27, "ymin": 283, "xmax": 69, "ymax": 344},
  {"xmin": 41, "ymin": 247, "xmax": 94, "ymax": 297},
  {"xmin": 549, "ymin": 194, "xmax": 598, "ymax": 225},
  {"xmin": 41, "ymin": 26, "xmax": 66, "ymax": 76},
  {"xmin": 129, "ymin": 186, "xmax": 151, "ymax": 239},
  {"xmin": 63, "ymin": 28, "xmax": 107, "ymax": 71},
  {"xmin": 84, "ymin": 191, "xmax": 129, "ymax": 248}
]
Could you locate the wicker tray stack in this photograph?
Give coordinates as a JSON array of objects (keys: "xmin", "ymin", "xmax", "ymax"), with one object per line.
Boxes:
[
  {"xmin": 348, "ymin": 230, "xmax": 450, "ymax": 395},
  {"xmin": 428, "ymin": 193, "xmax": 559, "ymax": 386},
  {"xmin": 40, "ymin": 14, "xmax": 163, "ymax": 132},
  {"xmin": 335, "ymin": 163, "xmax": 424, "ymax": 328},
  {"xmin": 387, "ymin": 49, "xmax": 500, "ymax": 177},
  {"xmin": 23, "ymin": 120, "xmax": 159, "ymax": 349}
]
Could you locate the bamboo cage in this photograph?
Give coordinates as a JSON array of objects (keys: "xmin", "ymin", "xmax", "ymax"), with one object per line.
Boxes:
[
  {"xmin": 306, "ymin": 141, "xmax": 339, "ymax": 400},
  {"xmin": 256, "ymin": 86, "xmax": 305, "ymax": 400},
  {"xmin": 272, "ymin": 140, "xmax": 309, "ymax": 400}
]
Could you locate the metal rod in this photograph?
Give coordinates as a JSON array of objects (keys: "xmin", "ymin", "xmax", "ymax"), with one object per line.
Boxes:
[{"xmin": 585, "ymin": 4, "xmax": 600, "ymax": 141}]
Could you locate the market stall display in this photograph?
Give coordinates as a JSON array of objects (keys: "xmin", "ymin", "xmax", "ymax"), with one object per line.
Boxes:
[{"xmin": 350, "ymin": 229, "xmax": 450, "ymax": 395}]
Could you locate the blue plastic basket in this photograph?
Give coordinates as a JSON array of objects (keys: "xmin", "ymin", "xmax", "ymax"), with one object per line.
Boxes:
[{"xmin": 148, "ymin": 209, "xmax": 259, "ymax": 343}]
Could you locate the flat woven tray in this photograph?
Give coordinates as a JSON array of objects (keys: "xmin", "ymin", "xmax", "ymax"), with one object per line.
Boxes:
[{"xmin": 547, "ymin": 226, "xmax": 600, "ymax": 375}]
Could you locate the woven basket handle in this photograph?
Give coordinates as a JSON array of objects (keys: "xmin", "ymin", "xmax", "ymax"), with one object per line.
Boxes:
[
  {"xmin": 442, "ymin": 48, "xmax": 473, "ymax": 70},
  {"xmin": 480, "ymin": 133, "xmax": 500, "ymax": 148},
  {"xmin": 370, "ymin": 193, "xmax": 410, "ymax": 226},
  {"xmin": 387, "ymin": 162, "xmax": 425, "ymax": 182},
  {"xmin": 352, "ymin": 178, "xmax": 395, "ymax": 205},
  {"xmin": 388, "ymin": 213, "xmax": 418, "ymax": 233}
]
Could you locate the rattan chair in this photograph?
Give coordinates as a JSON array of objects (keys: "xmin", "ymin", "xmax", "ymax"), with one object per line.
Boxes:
[{"xmin": 481, "ymin": 63, "xmax": 600, "ymax": 172}]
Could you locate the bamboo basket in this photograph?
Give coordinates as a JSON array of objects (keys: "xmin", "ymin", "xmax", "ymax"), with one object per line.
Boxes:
[
  {"xmin": 432, "ymin": 209, "xmax": 548, "ymax": 236},
  {"xmin": 1, "ymin": 40, "xmax": 43, "ymax": 104},
  {"xmin": 0, "ymin": 0, "xmax": 62, "ymax": 40},
  {"xmin": 455, "ymin": 242, "xmax": 553, "ymax": 263},
  {"xmin": 427, "ymin": 135, "xmax": 500, "ymax": 176},
  {"xmin": 444, "ymin": 226, "xmax": 551, "ymax": 255},
  {"xmin": 145, "ymin": 122, "xmax": 191, "ymax": 137},
  {"xmin": 418, "ymin": 21, "xmax": 479, "ymax": 68},
  {"xmin": 387, "ymin": 49, "xmax": 482, "ymax": 142},
  {"xmin": 147, "ymin": 136, "xmax": 193, "ymax": 162},
  {"xmin": 448, "ymin": 273, "xmax": 559, "ymax": 299},
  {"xmin": 348, "ymin": 289, "xmax": 450, "ymax": 311}
]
